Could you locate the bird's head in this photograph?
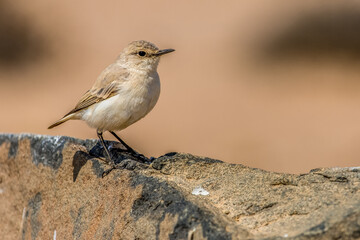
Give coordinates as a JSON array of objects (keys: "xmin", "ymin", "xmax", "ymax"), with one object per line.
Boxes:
[{"xmin": 117, "ymin": 40, "xmax": 174, "ymax": 72}]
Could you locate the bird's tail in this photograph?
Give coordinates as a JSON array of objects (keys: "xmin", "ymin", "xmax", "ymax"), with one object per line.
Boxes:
[{"xmin": 48, "ymin": 113, "xmax": 75, "ymax": 129}]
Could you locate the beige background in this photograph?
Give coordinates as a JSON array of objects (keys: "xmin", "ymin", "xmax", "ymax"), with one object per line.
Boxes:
[{"xmin": 1, "ymin": 0, "xmax": 360, "ymax": 173}]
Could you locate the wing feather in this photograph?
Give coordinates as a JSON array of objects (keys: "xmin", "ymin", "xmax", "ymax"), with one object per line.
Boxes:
[
  {"xmin": 63, "ymin": 64, "xmax": 129, "ymax": 117},
  {"xmin": 66, "ymin": 81, "xmax": 118, "ymax": 115}
]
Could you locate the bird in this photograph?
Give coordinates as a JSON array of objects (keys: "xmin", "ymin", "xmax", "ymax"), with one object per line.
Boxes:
[{"xmin": 48, "ymin": 40, "xmax": 174, "ymax": 164}]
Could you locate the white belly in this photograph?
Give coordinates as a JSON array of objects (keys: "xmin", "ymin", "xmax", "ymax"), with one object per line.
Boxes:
[{"xmin": 81, "ymin": 75, "xmax": 160, "ymax": 131}]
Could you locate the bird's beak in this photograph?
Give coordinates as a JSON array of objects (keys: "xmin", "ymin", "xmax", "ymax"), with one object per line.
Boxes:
[{"xmin": 156, "ymin": 49, "xmax": 175, "ymax": 56}]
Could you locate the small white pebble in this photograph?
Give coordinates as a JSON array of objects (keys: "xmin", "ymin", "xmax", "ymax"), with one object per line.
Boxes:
[
  {"xmin": 284, "ymin": 233, "xmax": 288, "ymax": 238},
  {"xmin": 0, "ymin": 188, "xmax": 4, "ymax": 194},
  {"xmin": 53, "ymin": 230, "xmax": 56, "ymax": 240},
  {"xmin": 22, "ymin": 207, "xmax": 26, "ymax": 221},
  {"xmin": 192, "ymin": 186, "xmax": 209, "ymax": 196}
]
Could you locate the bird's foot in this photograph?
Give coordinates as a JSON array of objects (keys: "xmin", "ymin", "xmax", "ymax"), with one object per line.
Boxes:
[
  {"xmin": 102, "ymin": 165, "xmax": 116, "ymax": 177},
  {"xmin": 95, "ymin": 156, "xmax": 116, "ymax": 178}
]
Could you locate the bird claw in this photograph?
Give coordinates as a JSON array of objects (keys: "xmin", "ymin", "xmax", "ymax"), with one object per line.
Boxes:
[{"xmin": 102, "ymin": 166, "xmax": 115, "ymax": 177}]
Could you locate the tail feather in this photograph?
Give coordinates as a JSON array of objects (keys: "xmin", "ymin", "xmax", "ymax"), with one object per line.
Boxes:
[{"xmin": 48, "ymin": 114, "xmax": 75, "ymax": 129}]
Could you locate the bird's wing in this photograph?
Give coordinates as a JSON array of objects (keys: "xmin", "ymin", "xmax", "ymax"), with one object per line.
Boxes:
[
  {"xmin": 64, "ymin": 64, "xmax": 129, "ymax": 116},
  {"xmin": 66, "ymin": 82, "xmax": 119, "ymax": 115}
]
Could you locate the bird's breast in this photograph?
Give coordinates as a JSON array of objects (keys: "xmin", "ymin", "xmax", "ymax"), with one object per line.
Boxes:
[
  {"xmin": 122, "ymin": 72, "xmax": 160, "ymax": 117},
  {"xmin": 83, "ymin": 72, "xmax": 161, "ymax": 131}
]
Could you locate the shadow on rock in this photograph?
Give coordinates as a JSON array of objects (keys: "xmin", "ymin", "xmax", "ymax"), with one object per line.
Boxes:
[
  {"xmin": 72, "ymin": 151, "xmax": 94, "ymax": 182},
  {"xmin": 72, "ymin": 141, "xmax": 151, "ymax": 181}
]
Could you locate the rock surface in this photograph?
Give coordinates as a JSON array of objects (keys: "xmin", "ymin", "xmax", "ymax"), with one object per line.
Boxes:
[{"xmin": 0, "ymin": 133, "xmax": 359, "ymax": 240}]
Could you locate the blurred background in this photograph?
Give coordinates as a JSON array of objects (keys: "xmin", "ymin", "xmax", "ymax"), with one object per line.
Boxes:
[{"xmin": 1, "ymin": 0, "xmax": 360, "ymax": 173}]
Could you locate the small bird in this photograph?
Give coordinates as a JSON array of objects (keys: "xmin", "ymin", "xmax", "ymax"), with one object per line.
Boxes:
[{"xmin": 48, "ymin": 40, "xmax": 174, "ymax": 164}]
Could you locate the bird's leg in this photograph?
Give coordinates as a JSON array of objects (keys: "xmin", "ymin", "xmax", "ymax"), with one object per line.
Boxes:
[
  {"xmin": 109, "ymin": 131, "xmax": 149, "ymax": 162},
  {"xmin": 109, "ymin": 131, "xmax": 137, "ymax": 154},
  {"xmin": 97, "ymin": 130, "xmax": 114, "ymax": 165}
]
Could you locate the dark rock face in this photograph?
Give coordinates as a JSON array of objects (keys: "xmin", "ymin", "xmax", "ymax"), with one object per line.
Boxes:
[{"xmin": 0, "ymin": 134, "xmax": 359, "ymax": 239}]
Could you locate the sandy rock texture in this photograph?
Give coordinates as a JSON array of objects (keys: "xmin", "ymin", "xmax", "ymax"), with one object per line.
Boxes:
[{"xmin": 0, "ymin": 133, "xmax": 359, "ymax": 240}]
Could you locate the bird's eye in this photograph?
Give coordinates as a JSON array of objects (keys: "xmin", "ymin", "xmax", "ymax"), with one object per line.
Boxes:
[{"xmin": 138, "ymin": 51, "xmax": 146, "ymax": 56}]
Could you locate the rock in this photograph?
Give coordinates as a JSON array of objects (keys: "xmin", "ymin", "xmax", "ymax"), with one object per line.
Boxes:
[{"xmin": 0, "ymin": 133, "xmax": 359, "ymax": 240}]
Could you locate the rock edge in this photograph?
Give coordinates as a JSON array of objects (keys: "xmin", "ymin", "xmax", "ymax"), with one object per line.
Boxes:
[{"xmin": 0, "ymin": 133, "xmax": 359, "ymax": 240}]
